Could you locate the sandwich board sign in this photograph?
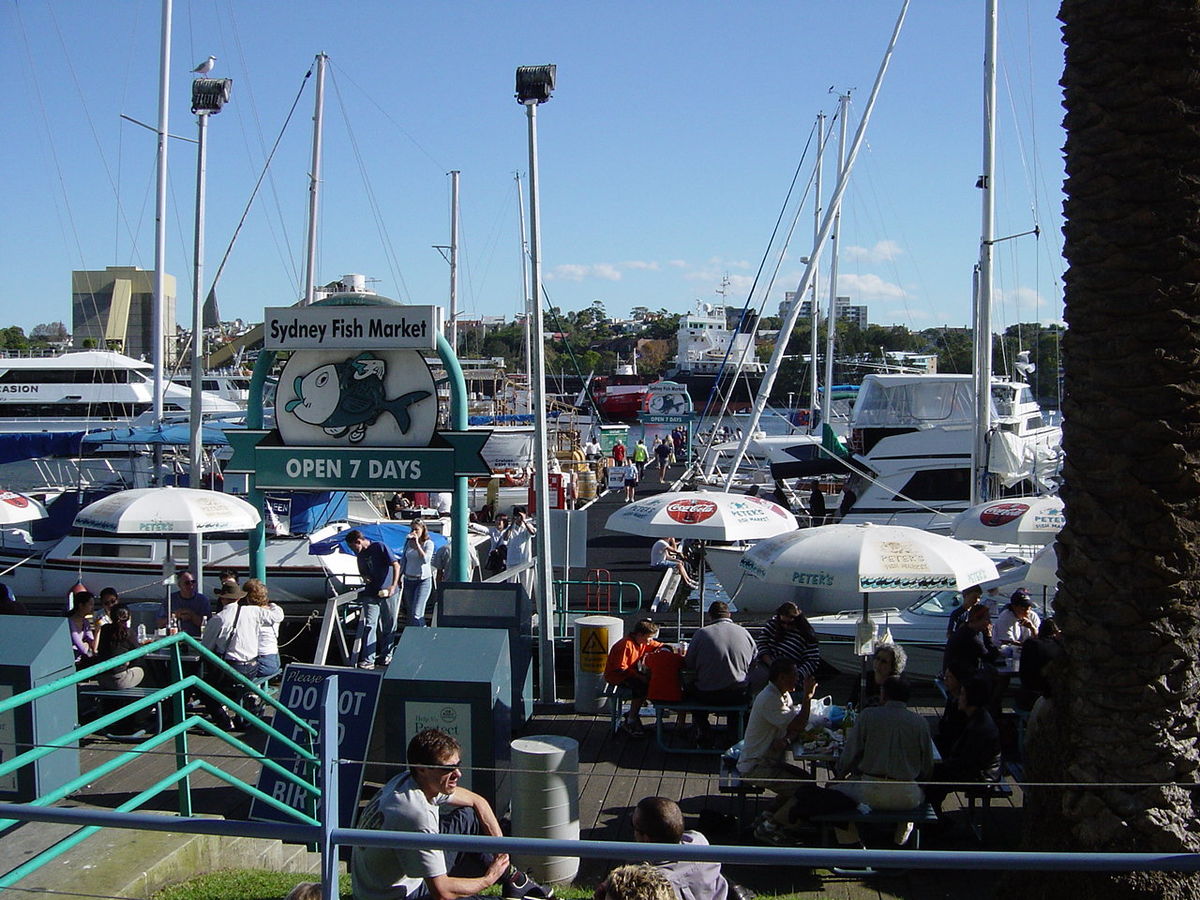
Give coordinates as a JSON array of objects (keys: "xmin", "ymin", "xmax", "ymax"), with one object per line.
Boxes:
[{"xmin": 250, "ymin": 664, "xmax": 382, "ymax": 826}]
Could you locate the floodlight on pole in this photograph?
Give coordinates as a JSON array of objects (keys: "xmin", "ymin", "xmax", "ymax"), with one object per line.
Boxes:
[
  {"xmin": 190, "ymin": 77, "xmax": 232, "ymax": 115},
  {"xmin": 516, "ymin": 63, "xmax": 557, "ymax": 703},
  {"xmin": 188, "ymin": 76, "xmax": 231, "ymax": 583},
  {"xmin": 515, "ymin": 65, "xmax": 556, "ymax": 105}
]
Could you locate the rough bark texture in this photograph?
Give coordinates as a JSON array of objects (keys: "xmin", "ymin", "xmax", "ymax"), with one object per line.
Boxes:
[{"xmin": 1018, "ymin": 3, "xmax": 1200, "ymax": 897}]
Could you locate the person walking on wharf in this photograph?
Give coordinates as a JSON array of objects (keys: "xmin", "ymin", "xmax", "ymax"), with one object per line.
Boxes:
[{"xmin": 348, "ymin": 528, "xmax": 401, "ymax": 670}]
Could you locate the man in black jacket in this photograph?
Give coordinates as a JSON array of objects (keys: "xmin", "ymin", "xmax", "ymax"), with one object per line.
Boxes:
[{"xmin": 923, "ymin": 677, "xmax": 1002, "ymax": 814}]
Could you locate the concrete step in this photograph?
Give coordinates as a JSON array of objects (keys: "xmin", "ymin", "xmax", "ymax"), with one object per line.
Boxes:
[{"xmin": 5, "ymin": 811, "xmax": 339, "ymax": 898}]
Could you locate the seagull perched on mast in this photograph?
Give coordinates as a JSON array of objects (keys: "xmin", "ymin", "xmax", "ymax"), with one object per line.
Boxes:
[{"xmin": 192, "ymin": 55, "xmax": 217, "ymax": 75}]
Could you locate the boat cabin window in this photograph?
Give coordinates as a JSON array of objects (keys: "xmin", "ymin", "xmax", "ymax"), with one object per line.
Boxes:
[
  {"xmin": 896, "ymin": 468, "xmax": 971, "ymax": 502},
  {"xmin": 0, "ymin": 402, "xmax": 148, "ymax": 418},
  {"xmin": 73, "ymin": 541, "xmax": 154, "ymax": 560},
  {"xmin": 169, "ymin": 545, "xmax": 211, "ymax": 564},
  {"xmin": 0, "ymin": 368, "xmax": 132, "ymax": 384},
  {"xmin": 852, "ymin": 379, "xmax": 975, "ymax": 428},
  {"xmin": 909, "ymin": 589, "xmax": 961, "ymax": 617},
  {"xmin": 1025, "ymin": 414, "xmax": 1045, "ymax": 430}
]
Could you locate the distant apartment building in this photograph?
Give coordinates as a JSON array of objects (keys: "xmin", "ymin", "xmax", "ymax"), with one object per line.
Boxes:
[
  {"xmin": 781, "ymin": 291, "xmax": 867, "ymax": 328},
  {"xmin": 72, "ymin": 267, "xmax": 177, "ymax": 363}
]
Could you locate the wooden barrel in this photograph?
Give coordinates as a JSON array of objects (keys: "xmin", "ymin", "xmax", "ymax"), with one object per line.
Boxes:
[{"xmin": 577, "ymin": 469, "xmax": 597, "ymax": 501}]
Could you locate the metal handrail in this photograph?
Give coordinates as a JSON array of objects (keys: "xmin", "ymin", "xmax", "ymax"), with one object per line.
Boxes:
[
  {"xmin": 552, "ymin": 579, "xmax": 643, "ymax": 636},
  {"xmin": 0, "ymin": 631, "xmax": 322, "ymax": 891},
  {"xmin": 1, "ymin": 673, "xmax": 1199, "ymax": 900}
]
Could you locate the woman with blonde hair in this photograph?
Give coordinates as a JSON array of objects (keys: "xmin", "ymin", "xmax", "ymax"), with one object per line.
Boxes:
[
  {"xmin": 242, "ymin": 578, "xmax": 284, "ymax": 678},
  {"xmin": 595, "ymin": 864, "xmax": 675, "ymax": 900}
]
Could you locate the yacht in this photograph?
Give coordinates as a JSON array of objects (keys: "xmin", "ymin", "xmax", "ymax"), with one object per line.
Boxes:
[
  {"xmin": 836, "ymin": 374, "xmax": 1061, "ymax": 531},
  {"xmin": 703, "ymin": 373, "xmax": 1061, "ymax": 614},
  {"xmin": 0, "ymin": 350, "xmax": 240, "ymax": 433}
]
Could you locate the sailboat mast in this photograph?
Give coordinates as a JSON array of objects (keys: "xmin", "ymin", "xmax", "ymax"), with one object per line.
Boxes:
[
  {"xmin": 302, "ymin": 52, "xmax": 327, "ymax": 306},
  {"xmin": 515, "ymin": 173, "xmax": 533, "ymax": 413},
  {"xmin": 151, "ymin": 0, "xmax": 172, "ymax": 427},
  {"xmin": 822, "ymin": 92, "xmax": 850, "ymax": 434},
  {"xmin": 721, "ymin": 0, "xmax": 909, "ymax": 489},
  {"xmin": 448, "ymin": 170, "xmax": 460, "ymax": 354},
  {"xmin": 972, "ymin": 0, "xmax": 998, "ymax": 505},
  {"xmin": 808, "ymin": 111, "xmax": 825, "ymax": 433}
]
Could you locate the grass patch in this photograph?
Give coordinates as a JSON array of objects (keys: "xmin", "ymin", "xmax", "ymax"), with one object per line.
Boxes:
[{"xmin": 150, "ymin": 870, "xmax": 350, "ymax": 900}]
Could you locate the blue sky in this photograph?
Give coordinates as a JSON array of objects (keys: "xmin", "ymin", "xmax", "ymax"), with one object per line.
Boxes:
[{"xmin": 2, "ymin": 1, "xmax": 1066, "ymax": 337}]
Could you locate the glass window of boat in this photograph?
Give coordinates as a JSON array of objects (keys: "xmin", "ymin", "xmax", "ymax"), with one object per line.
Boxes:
[
  {"xmin": 73, "ymin": 541, "xmax": 154, "ymax": 560},
  {"xmin": 852, "ymin": 379, "xmax": 975, "ymax": 428},
  {"xmin": 0, "ymin": 402, "xmax": 146, "ymax": 418},
  {"xmin": 909, "ymin": 589, "xmax": 961, "ymax": 617},
  {"xmin": 896, "ymin": 468, "xmax": 970, "ymax": 502},
  {"xmin": 0, "ymin": 368, "xmax": 131, "ymax": 384},
  {"xmin": 168, "ymin": 544, "xmax": 211, "ymax": 564}
]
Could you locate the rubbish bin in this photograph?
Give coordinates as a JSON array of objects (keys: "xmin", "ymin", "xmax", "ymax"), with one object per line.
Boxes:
[
  {"xmin": 510, "ymin": 735, "xmax": 579, "ymax": 884},
  {"xmin": 573, "ymin": 615, "xmax": 622, "ymax": 713}
]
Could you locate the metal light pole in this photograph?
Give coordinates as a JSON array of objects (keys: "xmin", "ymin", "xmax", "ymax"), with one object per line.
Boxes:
[
  {"xmin": 516, "ymin": 64, "xmax": 557, "ymax": 703},
  {"xmin": 188, "ymin": 75, "xmax": 232, "ymax": 579}
]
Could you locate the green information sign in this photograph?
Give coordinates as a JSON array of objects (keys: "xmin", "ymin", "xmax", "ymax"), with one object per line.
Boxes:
[{"xmin": 226, "ymin": 430, "xmax": 491, "ymax": 491}]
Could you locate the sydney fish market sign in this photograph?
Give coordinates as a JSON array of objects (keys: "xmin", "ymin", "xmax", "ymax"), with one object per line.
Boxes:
[{"xmin": 228, "ymin": 305, "xmax": 490, "ymax": 490}]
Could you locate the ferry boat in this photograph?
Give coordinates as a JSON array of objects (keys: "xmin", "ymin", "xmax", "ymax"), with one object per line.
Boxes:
[
  {"xmin": 666, "ymin": 301, "xmax": 766, "ymax": 407},
  {"xmin": 0, "ymin": 350, "xmax": 241, "ymax": 433}
]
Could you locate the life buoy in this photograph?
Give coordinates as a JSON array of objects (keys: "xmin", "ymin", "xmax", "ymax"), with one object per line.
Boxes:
[{"xmin": 503, "ymin": 470, "xmax": 529, "ymax": 487}]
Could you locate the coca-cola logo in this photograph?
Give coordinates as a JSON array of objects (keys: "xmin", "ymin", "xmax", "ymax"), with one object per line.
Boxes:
[
  {"xmin": 978, "ymin": 502, "xmax": 1030, "ymax": 527},
  {"xmin": 0, "ymin": 492, "xmax": 30, "ymax": 509},
  {"xmin": 666, "ymin": 499, "xmax": 717, "ymax": 525}
]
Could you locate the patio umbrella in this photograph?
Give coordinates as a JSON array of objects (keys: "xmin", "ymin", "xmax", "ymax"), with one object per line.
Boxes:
[
  {"xmin": 951, "ymin": 496, "xmax": 1063, "ymax": 546},
  {"xmin": 1027, "ymin": 541, "xmax": 1058, "ymax": 587},
  {"xmin": 0, "ymin": 489, "xmax": 48, "ymax": 525},
  {"xmin": 740, "ymin": 522, "xmax": 999, "ymax": 692},
  {"xmin": 606, "ymin": 491, "xmax": 797, "ymax": 627},
  {"xmin": 74, "ymin": 487, "xmax": 261, "ymax": 622},
  {"xmin": 74, "ymin": 487, "xmax": 260, "ymax": 533}
]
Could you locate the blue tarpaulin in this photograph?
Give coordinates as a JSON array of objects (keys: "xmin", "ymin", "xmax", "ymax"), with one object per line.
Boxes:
[
  {"xmin": 0, "ymin": 432, "xmax": 88, "ymax": 464},
  {"xmin": 81, "ymin": 424, "xmax": 238, "ymax": 446},
  {"xmin": 308, "ymin": 522, "xmax": 449, "ymax": 558}
]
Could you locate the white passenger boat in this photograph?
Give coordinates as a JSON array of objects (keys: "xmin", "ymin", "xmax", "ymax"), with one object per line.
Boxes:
[{"xmin": 0, "ymin": 350, "xmax": 240, "ymax": 433}]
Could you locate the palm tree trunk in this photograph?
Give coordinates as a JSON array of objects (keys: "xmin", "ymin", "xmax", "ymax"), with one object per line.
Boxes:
[{"xmin": 1021, "ymin": 3, "xmax": 1200, "ymax": 897}]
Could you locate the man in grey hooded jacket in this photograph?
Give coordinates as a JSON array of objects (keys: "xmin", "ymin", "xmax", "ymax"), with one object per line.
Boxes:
[{"xmin": 632, "ymin": 796, "xmax": 728, "ymax": 900}]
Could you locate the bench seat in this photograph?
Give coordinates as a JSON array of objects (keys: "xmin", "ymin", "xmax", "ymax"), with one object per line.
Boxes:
[
  {"xmin": 654, "ymin": 702, "xmax": 749, "ymax": 755},
  {"xmin": 810, "ymin": 801, "xmax": 939, "ymax": 849}
]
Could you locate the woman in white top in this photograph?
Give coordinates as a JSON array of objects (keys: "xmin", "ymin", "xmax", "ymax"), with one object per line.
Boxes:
[
  {"xmin": 244, "ymin": 578, "xmax": 285, "ymax": 678},
  {"xmin": 401, "ymin": 519, "xmax": 436, "ymax": 628}
]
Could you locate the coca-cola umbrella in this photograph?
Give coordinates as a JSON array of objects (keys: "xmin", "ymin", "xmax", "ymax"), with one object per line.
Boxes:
[
  {"xmin": 0, "ymin": 489, "xmax": 48, "ymax": 525},
  {"xmin": 606, "ymin": 491, "xmax": 798, "ymax": 623},
  {"xmin": 951, "ymin": 497, "xmax": 1063, "ymax": 546}
]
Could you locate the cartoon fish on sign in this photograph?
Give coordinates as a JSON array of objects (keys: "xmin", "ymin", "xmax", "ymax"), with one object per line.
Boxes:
[{"xmin": 284, "ymin": 352, "xmax": 431, "ymax": 443}]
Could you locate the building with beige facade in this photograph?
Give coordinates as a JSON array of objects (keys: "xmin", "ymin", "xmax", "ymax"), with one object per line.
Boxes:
[{"xmin": 72, "ymin": 267, "xmax": 176, "ymax": 364}]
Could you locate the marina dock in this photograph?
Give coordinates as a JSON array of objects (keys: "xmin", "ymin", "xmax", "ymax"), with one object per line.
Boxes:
[{"xmin": 2, "ymin": 473, "xmax": 1026, "ymax": 898}]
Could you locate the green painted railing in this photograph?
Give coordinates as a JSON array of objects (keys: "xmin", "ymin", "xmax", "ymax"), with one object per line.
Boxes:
[
  {"xmin": 552, "ymin": 579, "xmax": 643, "ymax": 635},
  {"xmin": 0, "ymin": 632, "xmax": 321, "ymax": 890}
]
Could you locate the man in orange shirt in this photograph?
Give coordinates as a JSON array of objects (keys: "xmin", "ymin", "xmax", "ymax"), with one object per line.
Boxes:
[{"xmin": 605, "ymin": 619, "xmax": 663, "ymax": 736}]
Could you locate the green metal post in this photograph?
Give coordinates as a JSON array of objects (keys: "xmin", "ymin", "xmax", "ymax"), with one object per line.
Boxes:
[{"xmin": 436, "ymin": 332, "xmax": 470, "ymax": 582}]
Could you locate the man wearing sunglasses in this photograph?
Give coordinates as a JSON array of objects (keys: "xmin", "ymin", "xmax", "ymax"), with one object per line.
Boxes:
[
  {"xmin": 156, "ymin": 570, "xmax": 211, "ymax": 638},
  {"xmin": 353, "ymin": 728, "xmax": 554, "ymax": 900}
]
